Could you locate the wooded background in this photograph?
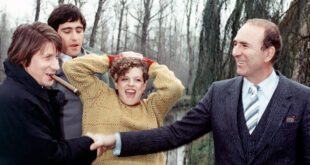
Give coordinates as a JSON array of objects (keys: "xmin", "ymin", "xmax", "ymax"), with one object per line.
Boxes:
[{"xmin": 0, "ymin": 0, "xmax": 309, "ymax": 164}]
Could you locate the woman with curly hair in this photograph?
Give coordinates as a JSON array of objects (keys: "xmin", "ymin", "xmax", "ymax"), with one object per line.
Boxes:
[{"xmin": 62, "ymin": 52, "xmax": 184, "ymax": 165}]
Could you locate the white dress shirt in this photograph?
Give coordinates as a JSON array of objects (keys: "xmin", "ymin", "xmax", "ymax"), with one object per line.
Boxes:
[{"xmin": 242, "ymin": 69, "xmax": 279, "ymax": 121}]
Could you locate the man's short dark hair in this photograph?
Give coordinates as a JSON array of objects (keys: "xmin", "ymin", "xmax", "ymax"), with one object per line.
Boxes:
[
  {"xmin": 7, "ymin": 22, "xmax": 62, "ymax": 67},
  {"xmin": 47, "ymin": 4, "xmax": 86, "ymax": 31}
]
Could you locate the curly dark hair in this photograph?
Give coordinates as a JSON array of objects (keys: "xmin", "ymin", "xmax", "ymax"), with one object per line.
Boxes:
[{"xmin": 110, "ymin": 57, "xmax": 149, "ymax": 82}]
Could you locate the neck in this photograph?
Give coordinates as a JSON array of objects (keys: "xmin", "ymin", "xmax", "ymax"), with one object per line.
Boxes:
[{"xmin": 247, "ymin": 65, "xmax": 273, "ymax": 84}]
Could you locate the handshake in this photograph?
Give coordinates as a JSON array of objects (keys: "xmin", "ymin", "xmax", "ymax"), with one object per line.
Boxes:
[{"xmin": 86, "ymin": 133, "xmax": 117, "ymax": 157}]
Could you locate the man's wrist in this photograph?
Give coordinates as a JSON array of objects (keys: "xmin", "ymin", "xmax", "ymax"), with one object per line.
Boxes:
[{"xmin": 113, "ymin": 133, "xmax": 122, "ymax": 155}]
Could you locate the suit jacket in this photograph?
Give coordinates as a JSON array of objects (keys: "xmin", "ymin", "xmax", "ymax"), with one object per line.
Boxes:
[
  {"xmin": 0, "ymin": 59, "xmax": 96, "ymax": 165},
  {"xmin": 119, "ymin": 71, "xmax": 310, "ymax": 165},
  {"xmin": 55, "ymin": 52, "xmax": 84, "ymax": 139}
]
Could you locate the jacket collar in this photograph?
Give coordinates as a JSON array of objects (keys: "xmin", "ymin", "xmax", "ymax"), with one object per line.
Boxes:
[{"xmin": 4, "ymin": 59, "xmax": 49, "ymax": 102}]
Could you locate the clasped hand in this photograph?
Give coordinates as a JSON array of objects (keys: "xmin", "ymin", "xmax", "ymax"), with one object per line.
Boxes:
[{"xmin": 86, "ymin": 133, "xmax": 116, "ymax": 157}]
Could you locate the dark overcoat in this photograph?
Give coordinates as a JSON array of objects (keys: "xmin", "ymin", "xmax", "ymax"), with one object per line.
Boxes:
[{"xmin": 0, "ymin": 59, "xmax": 96, "ymax": 165}]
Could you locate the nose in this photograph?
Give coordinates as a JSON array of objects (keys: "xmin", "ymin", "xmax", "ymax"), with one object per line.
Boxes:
[
  {"xmin": 71, "ymin": 31, "xmax": 78, "ymax": 41},
  {"xmin": 51, "ymin": 57, "xmax": 60, "ymax": 71},
  {"xmin": 129, "ymin": 79, "xmax": 134, "ymax": 86}
]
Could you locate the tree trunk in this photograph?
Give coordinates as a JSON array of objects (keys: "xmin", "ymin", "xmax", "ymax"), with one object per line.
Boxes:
[
  {"xmin": 124, "ymin": 8, "xmax": 129, "ymax": 50},
  {"xmin": 278, "ymin": 0, "xmax": 310, "ymax": 86},
  {"xmin": 156, "ymin": 1, "xmax": 165, "ymax": 63},
  {"xmin": 186, "ymin": 0, "xmax": 193, "ymax": 95},
  {"xmin": 141, "ymin": 0, "xmax": 152, "ymax": 56},
  {"xmin": 58, "ymin": 0, "xmax": 64, "ymax": 5},
  {"xmin": 89, "ymin": 0, "xmax": 106, "ymax": 48},
  {"xmin": 0, "ymin": 13, "xmax": 9, "ymax": 82},
  {"xmin": 34, "ymin": 0, "xmax": 40, "ymax": 21},
  {"xmin": 116, "ymin": 0, "xmax": 127, "ymax": 54}
]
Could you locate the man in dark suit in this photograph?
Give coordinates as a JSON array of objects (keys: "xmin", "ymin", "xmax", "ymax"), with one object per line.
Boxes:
[{"xmin": 89, "ymin": 18, "xmax": 310, "ymax": 164}]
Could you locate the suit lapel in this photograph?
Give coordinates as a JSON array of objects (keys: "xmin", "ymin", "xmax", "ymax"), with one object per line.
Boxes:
[
  {"xmin": 225, "ymin": 77, "xmax": 245, "ymax": 158},
  {"xmin": 250, "ymin": 73, "xmax": 293, "ymax": 162}
]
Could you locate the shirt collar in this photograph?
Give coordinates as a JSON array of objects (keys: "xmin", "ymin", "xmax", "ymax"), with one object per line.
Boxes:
[
  {"xmin": 257, "ymin": 69, "xmax": 279, "ymax": 100},
  {"xmin": 242, "ymin": 69, "xmax": 279, "ymax": 99},
  {"xmin": 59, "ymin": 47, "xmax": 86, "ymax": 63},
  {"xmin": 59, "ymin": 53, "xmax": 73, "ymax": 63}
]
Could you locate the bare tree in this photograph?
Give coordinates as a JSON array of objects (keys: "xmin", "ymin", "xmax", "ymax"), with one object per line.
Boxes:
[
  {"xmin": 116, "ymin": 0, "xmax": 128, "ymax": 54},
  {"xmin": 58, "ymin": 0, "xmax": 64, "ymax": 5},
  {"xmin": 0, "ymin": 13, "xmax": 10, "ymax": 82},
  {"xmin": 156, "ymin": 0, "xmax": 170, "ymax": 63},
  {"xmin": 140, "ymin": 0, "xmax": 153, "ymax": 56},
  {"xmin": 124, "ymin": 7, "xmax": 129, "ymax": 50},
  {"xmin": 185, "ymin": 0, "xmax": 194, "ymax": 94},
  {"xmin": 34, "ymin": 0, "xmax": 41, "ymax": 21},
  {"xmin": 100, "ymin": 21, "xmax": 109, "ymax": 53},
  {"xmin": 74, "ymin": 0, "xmax": 87, "ymax": 8},
  {"xmin": 129, "ymin": 0, "xmax": 153, "ymax": 56},
  {"xmin": 89, "ymin": 0, "xmax": 107, "ymax": 48},
  {"xmin": 110, "ymin": 20, "xmax": 117, "ymax": 53},
  {"xmin": 130, "ymin": 0, "xmax": 173, "ymax": 57}
]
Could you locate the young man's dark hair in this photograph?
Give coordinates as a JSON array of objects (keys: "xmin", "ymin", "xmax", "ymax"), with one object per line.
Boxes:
[
  {"xmin": 48, "ymin": 4, "xmax": 86, "ymax": 31},
  {"xmin": 8, "ymin": 22, "xmax": 62, "ymax": 67}
]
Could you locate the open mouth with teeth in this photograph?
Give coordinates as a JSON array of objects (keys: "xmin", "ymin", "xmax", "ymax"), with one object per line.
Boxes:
[
  {"xmin": 237, "ymin": 60, "xmax": 247, "ymax": 66},
  {"xmin": 125, "ymin": 89, "xmax": 136, "ymax": 98}
]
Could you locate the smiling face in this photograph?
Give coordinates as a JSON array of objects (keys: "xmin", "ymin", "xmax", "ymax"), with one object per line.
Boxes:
[
  {"xmin": 114, "ymin": 67, "xmax": 147, "ymax": 105},
  {"xmin": 57, "ymin": 20, "xmax": 84, "ymax": 57},
  {"xmin": 232, "ymin": 23, "xmax": 274, "ymax": 84},
  {"xmin": 24, "ymin": 42, "xmax": 60, "ymax": 87}
]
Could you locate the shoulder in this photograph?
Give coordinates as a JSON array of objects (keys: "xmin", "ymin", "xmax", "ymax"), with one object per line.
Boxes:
[
  {"xmin": 279, "ymin": 74, "xmax": 310, "ymax": 96},
  {"xmin": 0, "ymin": 79, "xmax": 37, "ymax": 108},
  {"xmin": 212, "ymin": 76, "xmax": 242, "ymax": 91}
]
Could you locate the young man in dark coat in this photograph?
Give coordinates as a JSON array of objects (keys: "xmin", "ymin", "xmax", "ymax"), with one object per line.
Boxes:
[{"xmin": 0, "ymin": 22, "xmax": 97, "ymax": 165}]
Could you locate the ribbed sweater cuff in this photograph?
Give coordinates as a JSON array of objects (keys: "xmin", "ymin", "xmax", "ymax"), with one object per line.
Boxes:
[
  {"xmin": 143, "ymin": 57, "xmax": 154, "ymax": 68},
  {"xmin": 107, "ymin": 54, "xmax": 121, "ymax": 68}
]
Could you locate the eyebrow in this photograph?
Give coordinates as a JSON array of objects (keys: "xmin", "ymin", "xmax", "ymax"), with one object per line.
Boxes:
[{"xmin": 60, "ymin": 26, "xmax": 83, "ymax": 31}]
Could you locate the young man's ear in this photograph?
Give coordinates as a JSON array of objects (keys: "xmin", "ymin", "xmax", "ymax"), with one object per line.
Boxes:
[{"xmin": 264, "ymin": 46, "xmax": 275, "ymax": 63}]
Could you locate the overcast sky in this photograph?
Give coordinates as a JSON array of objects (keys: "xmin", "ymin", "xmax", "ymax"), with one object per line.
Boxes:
[{"xmin": 0, "ymin": 0, "xmax": 102, "ymax": 27}]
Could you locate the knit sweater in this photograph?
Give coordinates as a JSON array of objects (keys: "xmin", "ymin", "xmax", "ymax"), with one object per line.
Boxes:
[{"xmin": 63, "ymin": 54, "xmax": 184, "ymax": 165}]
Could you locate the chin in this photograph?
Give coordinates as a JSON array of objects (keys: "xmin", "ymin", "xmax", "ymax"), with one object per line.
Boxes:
[
  {"xmin": 42, "ymin": 81, "xmax": 53, "ymax": 87},
  {"xmin": 236, "ymin": 69, "xmax": 245, "ymax": 76},
  {"xmin": 124, "ymin": 100, "xmax": 139, "ymax": 106}
]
